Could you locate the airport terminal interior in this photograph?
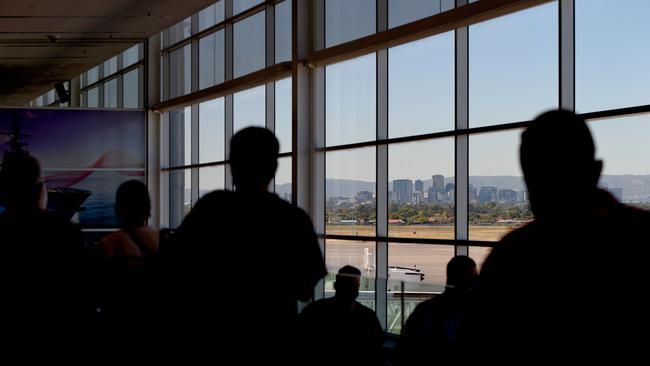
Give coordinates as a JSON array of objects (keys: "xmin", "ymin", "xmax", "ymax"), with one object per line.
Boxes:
[{"xmin": 1, "ymin": 0, "xmax": 649, "ymax": 361}]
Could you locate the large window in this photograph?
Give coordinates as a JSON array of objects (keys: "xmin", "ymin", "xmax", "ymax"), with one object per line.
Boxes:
[
  {"xmin": 325, "ymin": 0, "xmax": 376, "ymax": 48},
  {"xmin": 80, "ymin": 44, "xmax": 144, "ymax": 109},
  {"xmin": 575, "ymin": 0, "xmax": 650, "ymax": 113},
  {"xmin": 160, "ymin": 0, "xmax": 650, "ymax": 335},
  {"xmin": 160, "ymin": 1, "xmax": 291, "ymax": 102},
  {"xmin": 388, "ymin": 139, "xmax": 455, "ymax": 240},
  {"xmin": 234, "ymin": 11, "xmax": 266, "ymax": 78},
  {"xmin": 389, "ymin": 32, "xmax": 454, "ymax": 138},
  {"xmin": 469, "ymin": 2, "xmax": 558, "ymax": 126},
  {"xmin": 325, "ymin": 54, "xmax": 376, "ymax": 146},
  {"xmin": 166, "ymin": 77, "xmax": 293, "ymax": 224},
  {"xmin": 469, "ymin": 129, "xmax": 530, "ymax": 241}
]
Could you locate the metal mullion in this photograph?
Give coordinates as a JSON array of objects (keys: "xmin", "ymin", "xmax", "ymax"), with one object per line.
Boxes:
[
  {"xmin": 267, "ymin": 82, "xmax": 276, "ymax": 191},
  {"xmin": 313, "ymin": 65, "xmax": 326, "ymax": 299},
  {"xmin": 266, "ymin": 3, "xmax": 275, "ymax": 67},
  {"xmin": 560, "ymin": 0, "xmax": 575, "ymax": 111},
  {"xmin": 225, "ymin": 94, "xmax": 234, "ymax": 190},
  {"xmin": 376, "ymin": 46, "xmax": 388, "ymax": 330},
  {"xmin": 455, "ymin": 0, "xmax": 469, "ymax": 257},
  {"xmin": 191, "ymin": 104, "xmax": 200, "ymax": 205}
]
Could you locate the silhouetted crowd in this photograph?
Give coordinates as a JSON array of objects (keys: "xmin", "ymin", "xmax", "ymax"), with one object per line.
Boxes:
[{"xmin": 0, "ymin": 111, "xmax": 648, "ymax": 364}]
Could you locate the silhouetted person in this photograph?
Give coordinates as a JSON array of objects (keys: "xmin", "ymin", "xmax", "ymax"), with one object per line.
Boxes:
[
  {"xmin": 167, "ymin": 127, "xmax": 326, "ymax": 362},
  {"xmin": 94, "ymin": 180, "xmax": 159, "ymax": 337},
  {"xmin": 460, "ymin": 110, "xmax": 650, "ymax": 363},
  {"xmin": 299, "ymin": 266, "xmax": 384, "ymax": 366},
  {"xmin": 396, "ymin": 256, "xmax": 478, "ymax": 365},
  {"xmin": 0, "ymin": 153, "xmax": 89, "ymax": 343}
]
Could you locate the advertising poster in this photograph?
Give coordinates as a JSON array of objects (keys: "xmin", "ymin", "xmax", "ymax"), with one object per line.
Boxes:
[{"xmin": 0, "ymin": 108, "xmax": 146, "ymax": 228}]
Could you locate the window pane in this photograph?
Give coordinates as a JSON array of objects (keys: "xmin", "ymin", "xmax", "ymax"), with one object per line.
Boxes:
[
  {"xmin": 469, "ymin": 2, "xmax": 558, "ymax": 127},
  {"xmin": 275, "ymin": 0, "xmax": 292, "ymax": 63},
  {"xmin": 170, "ymin": 17, "xmax": 192, "ymax": 45},
  {"xmin": 389, "ymin": 0, "xmax": 455, "ymax": 28},
  {"xmin": 87, "ymin": 86, "xmax": 99, "ymax": 108},
  {"xmin": 46, "ymin": 89, "xmax": 56, "ymax": 104},
  {"xmin": 388, "ymin": 138, "xmax": 455, "ymax": 239},
  {"xmin": 170, "ymin": 44, "xmax": 192, "ymax": 98},
  {"xmin": 275, "ymin": 157, "xmax": 292, "ymax": 202},
  {"xmin": 198, "ymin": 3, "xmax": 217, "ymax": 32},
  {"xmin": 326, "ymin": 147, "xmax": 376, "ymax": 236},
  {"xmin": 469, "ymin": 246, "xmax": 492, "ymax": 272},
  {"xmin": 326, "ymin": 54, "xmax": 376, "ymax": 146},
  {"xmin": 233, "ymin": 85, "xmax": 265, "ymax": 134},
  {"xmin": 103, "ymin": 79, "xmax": 117, "ymax": 108},
  {"xmin": 104, "ymin": 56, "xmax": 117, "ymax": 77},
  {"xmin": 169, "ymin": 169, "xmax": 192, "ymax": 228},
  {"xmin": 234, "ymin": 0, "xmax": 263, "ymax": 15},
  {"xmin": 275, "ymin": 77, "xmax": 292, "ymax": 153},
  {"xmin": 576, "ymin": 0, "xmax": 650, "ymax": 113},
  {"xmin": 199, "ymin": 97, "xmax": 225, "ymax": 163},
  {"xmin": 87, "ymin": 66, "xmax": 99, "ymax": 85},
  {"xmin": 234, "ymin": 11, "xmax": 266, "ymax": 78},
  {"xmin": 589, "ymin": 115, "xmax": 650, "ymax": 204},
  {"xmin": 123, "ymin": 68, "xmax": 139, "ymax": 108},
  {"xmin": 199, "ymin": 30, "xmax": 225, "ymax": 89},
  {"xmin": 123, "ymin": 45, "xmax": 139, "ymax": 68},
  {"xmin": 387, "ymin": 244, "xmax": 454, "ymax": 334},
  {"xmin": 389, "ymin": 32, "xmax": 454, "ymax": 138},
  {"xmin": 324, "ymin": 239, "xmax": 376, "ymax": 310},
  {"xmin": 169, "ymin": 107, "xmax": 192, "ymax": 167},
  {"xmin": 469, "ymin": 129, "xmax": 531, "ymax": 241},
  {"xmin": 325, "ymin": 0, "xmax": 375, "ymax": 48},
  {"xmin": 199, "ymin": 166, "xmax": 225, "ymax": 198}
]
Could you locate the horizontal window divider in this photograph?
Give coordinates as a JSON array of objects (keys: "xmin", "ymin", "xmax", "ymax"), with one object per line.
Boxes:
[
  {"xmin": 580, "ymin": 104, "xmax": 650, "ymax": 122},
  {"xmin": 162, "ymin": 152, "xmax": 291, "ymax": 171},
  {"xmin": 152, "ymin": 62, "xmax": 292, "ymax": 112},
  {"xmin": 309, "ymin": 0, "xmax": 553, "ymax": 67},
  {"xmin": 163, "ymin": 0, "xmax": 284, "ymax": 52},
  {"xmin": 164, "ymin": 38, "xmax": 193, "ymax": 54},
  {"xmin": 318, "ymin": 105, "xmax": 650, "ymax": 153},
  {"xmin": 82, "ymin": 61, "xmax": 144, "ymax": 91},
  {"xmin": 318, "ymin": 234, "xmax": 496, "ymax": 247},
  {"xmin": 193, "ymin": 23, "xmax": 227, "ymax": 41}
]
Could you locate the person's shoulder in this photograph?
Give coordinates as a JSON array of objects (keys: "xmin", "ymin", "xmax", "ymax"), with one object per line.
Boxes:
[
  {"xmin": 198, "ymin": 189, "xmax": 235, "ymax": 205},
  {"xmin": 499, "ymin": 220, "xmax": 538, "ymax": 244},
  {"xmin": 618, "ymin": 202, "xmax": 650, "ymax": 224},
  {"xmin": 302, "ymin": 297, "xmax": 333, "ymax": 316},
  {"xmin": 406, "ymin": 296, "xmax": 440, "ymax": 320},
  {"xmin": 354, "ymin": 301, "xmax": 379, "ymax": 317}
]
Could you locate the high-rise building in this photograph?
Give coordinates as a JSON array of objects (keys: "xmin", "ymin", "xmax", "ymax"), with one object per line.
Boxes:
[
  {"xmin": 445, "ymin": 182, "xmax": 455, "ymax": 193},
  {"xmin": 393, "ymin": 179, "xmax": 413, "ymax": 204},
  {"xmin": 431, "ymin": 175, "xmax": 445, "ymax": 194},
  {"xmin": 498, "ymin": 189, "xmax": 519, "ymax": 203},
  {"xmin": 479, "ymin": 186, "xmax": 498, "ymax": 203},
  {"xmin": 414, "ymin": 179, "xmax": 424, "ymax": 193},
  {"xmin": 469, "ymin": 184, "xmax": 478, "ymax": 202},
  {"xmin": 355, "ymin": 190, "xmax": 374, "ymax": 203}
]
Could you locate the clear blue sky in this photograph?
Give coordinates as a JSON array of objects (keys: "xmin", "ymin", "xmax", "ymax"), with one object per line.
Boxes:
[
  {"xmin": 324, "ymin": 0, "xmax": 650, "ymax": 182},
  {"xmin": 195, "ymin": 0, "xmax": 650, "ymax": 183}
]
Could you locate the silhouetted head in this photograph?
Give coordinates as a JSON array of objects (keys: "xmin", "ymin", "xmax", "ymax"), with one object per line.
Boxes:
[
  {"xmin": 115, "ymin": 180, "xmax": 150, "ymax": 228},
  {"xmin": 446, "ymin": 255, "xmax": 478, "ymax": 290},
  {"xmin": 520, "ymin": 110, "xmax": 602, "ymax": 220},
  {"xmin": 230, "ymin": 127, "xmax": 279, "ymax": 192},
  {"xmin": 334, "ymin": 265, "xmax": 362, "ymax": 303},
  {"xmin": 0, "ymin": 153, "xmax": 47, "ymax": 212}
]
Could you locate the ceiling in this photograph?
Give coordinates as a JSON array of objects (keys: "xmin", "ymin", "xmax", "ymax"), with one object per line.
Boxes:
[{"xmin": 0, "ymin": 0, "xmax": 215, "ymax": 106}]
